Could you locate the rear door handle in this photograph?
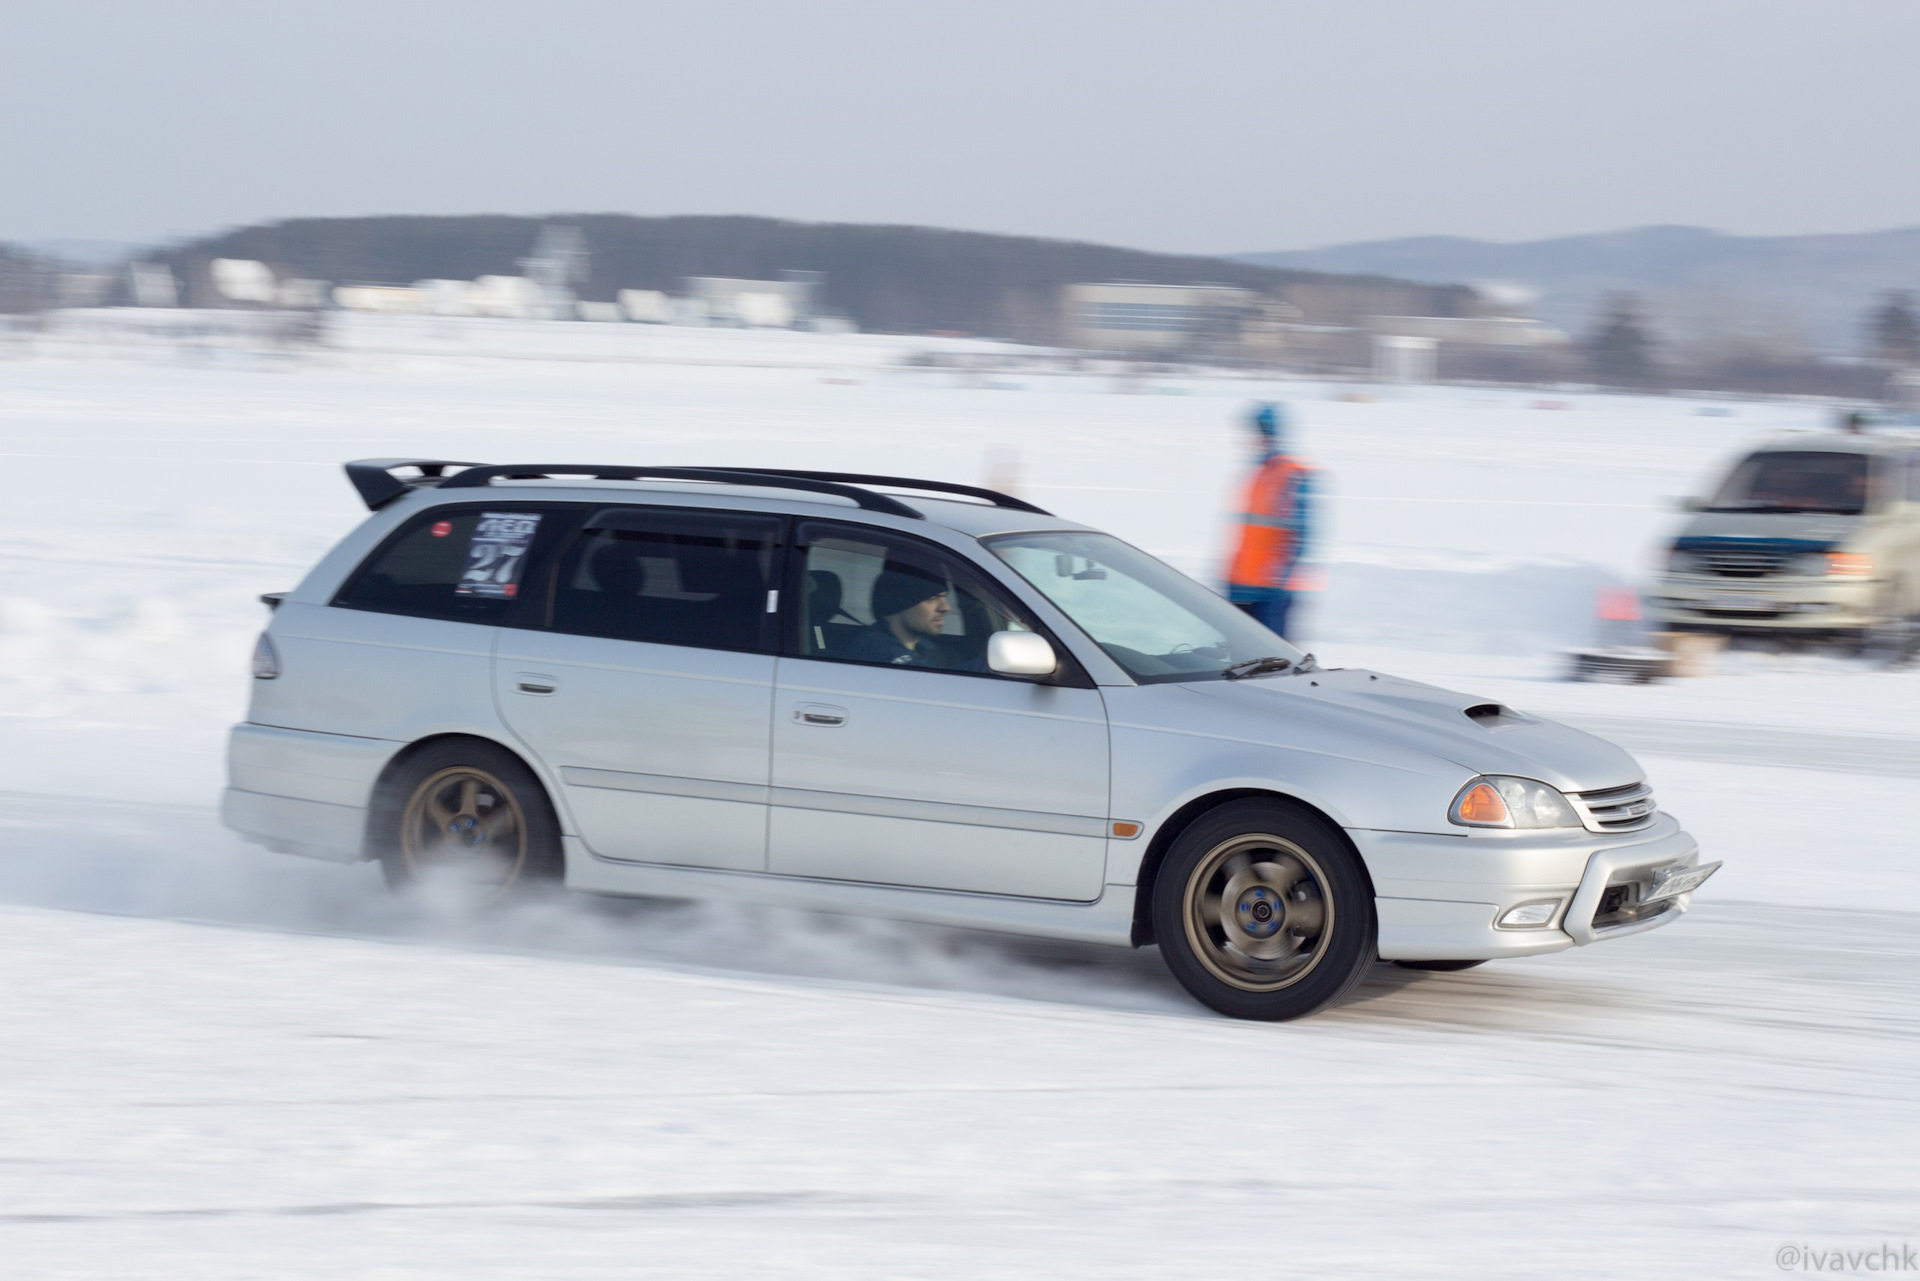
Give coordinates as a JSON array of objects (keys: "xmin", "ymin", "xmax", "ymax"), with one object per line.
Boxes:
[
  {"xmin": 794, "ymin": 703, "xmax": 846, "ymax": 726},
  {"xmin": 515, "ymin": 673, "xmax": 559, "ymax": 695}
]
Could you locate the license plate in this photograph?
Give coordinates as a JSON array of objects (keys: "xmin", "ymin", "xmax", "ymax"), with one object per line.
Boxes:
[
  {"xmin": 1706, "ymin": 593, "xmax": 1772, "ymax": 611},
  {"xmin": 1644, "ymin": 860, "xmax": 1721, "ymax": 903}
]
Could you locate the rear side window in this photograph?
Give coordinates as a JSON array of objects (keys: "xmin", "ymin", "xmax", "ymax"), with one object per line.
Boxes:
[
  {"xmin": 334, "ymin": 507, "xmax": 554, "ymax": 624},
  {"xmin": 548, "ymin": 508, "xmax": 782, "ymax": 653}
]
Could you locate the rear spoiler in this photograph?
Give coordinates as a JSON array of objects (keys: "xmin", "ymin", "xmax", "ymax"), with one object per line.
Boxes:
[{"xmin": 344, "ymin": 459, "xmax": 481, "ymax": 510}]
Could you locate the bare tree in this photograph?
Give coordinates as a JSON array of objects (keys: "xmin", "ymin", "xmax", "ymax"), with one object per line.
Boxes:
[
  {"xmin": 1586, "ymin": 293, "xmax": 1656, "ymax": 387},
  {"xmin": 1866, "ymin": 290, "xmax": 1920, "ymax": 365}
]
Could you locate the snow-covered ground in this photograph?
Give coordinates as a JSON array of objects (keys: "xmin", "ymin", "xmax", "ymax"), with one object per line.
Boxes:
[{"xmin": 3, "ymin": 315, "xmax": 1917, "ymax": 1277}]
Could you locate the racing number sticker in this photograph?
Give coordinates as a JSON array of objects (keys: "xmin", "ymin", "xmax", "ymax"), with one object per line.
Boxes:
[{"xmin": 456, "ymin": 512, "xmax": 542, "ymax": 598}]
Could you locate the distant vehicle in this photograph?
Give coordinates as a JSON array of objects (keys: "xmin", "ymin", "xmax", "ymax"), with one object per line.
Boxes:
[
  {"xmin": 1655, "ymin": 431, "xmax": 1920, "ymax": 649},
  {"xmin": 224, "ymin": 460, "xmax": 1715, "ymax": 1021}
]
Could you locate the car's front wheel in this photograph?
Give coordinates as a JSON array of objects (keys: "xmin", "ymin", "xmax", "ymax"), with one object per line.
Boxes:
[
  {"xmin": 1150, "ymin": 800, "xmax": 1376, "ymax": 1020},
  {"xmin": 372, "ymin": 739, "xmax": 562, "ymax": 905}
]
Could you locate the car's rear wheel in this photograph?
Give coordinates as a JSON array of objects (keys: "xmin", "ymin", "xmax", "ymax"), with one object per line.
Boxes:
[
  {"xmin": 1150, "ymin": 800, "xmax": 1376, "ymax": 1021},
  {"xmin": 373, "ymin": 740, "xmax": 562, "ymax": 904}
]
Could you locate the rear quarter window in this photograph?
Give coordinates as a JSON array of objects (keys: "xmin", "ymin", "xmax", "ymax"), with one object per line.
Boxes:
[{"xmin": 333, "ymin": 506, "xmax": 558, "ymax": 624}]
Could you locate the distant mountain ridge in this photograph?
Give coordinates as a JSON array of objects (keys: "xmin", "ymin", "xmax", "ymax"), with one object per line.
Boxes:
[
  {"xmin": 150, "ymin": 214, "xmax": 1475, "ymax": 344},
  {"xmin": 1236, "ymin": 225, "xmax": 1920, "ymax": 352}
]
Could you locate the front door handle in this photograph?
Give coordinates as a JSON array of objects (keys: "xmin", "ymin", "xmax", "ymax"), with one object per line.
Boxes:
[
  {"xmin": 515, "ymin": 673, "xmax": 559, "ymax": 695},
  {"xmin": 794, "ymin": 703, "xmax": 846, "ymax": 726}
]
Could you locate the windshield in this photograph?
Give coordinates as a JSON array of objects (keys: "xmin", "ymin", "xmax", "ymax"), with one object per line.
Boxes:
[
  {"xmin": 986, "ymin": 531, "xmax": 1304, "ymax": 683},
  {"xmin": 1706, "ymin": 450, "xmax": 1877, "ymax": 515}
]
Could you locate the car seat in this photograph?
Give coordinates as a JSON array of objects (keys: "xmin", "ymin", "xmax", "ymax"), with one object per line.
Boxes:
[
  {"xmin": 805, "ymin": 569, "xmax": 864, "ymax": 657},
  {"xmin": 674, "ymin": 543, "xmax": 765, "ymax": 650},
  {"xmin": 551, "ymin": 537, "xmax": 649, "ymax": 638}
]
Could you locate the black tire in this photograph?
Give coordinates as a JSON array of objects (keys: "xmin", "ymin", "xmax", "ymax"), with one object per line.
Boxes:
[
  {"xmin": 1394, "ymin": 959, "xmax": 1487, "ymax": 972},
  {"xmin": 1149, "ymin": 799, "xmax": 1376, "ymax": 1021},
  {"xmin": 369, "ymin": 738, "xmax": 563, "ymax": 905}
]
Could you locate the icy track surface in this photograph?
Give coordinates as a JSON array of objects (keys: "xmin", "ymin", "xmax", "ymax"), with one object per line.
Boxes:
[{"xmin": 3, "ymin": 315, "xmax": 1919, "ymax": 1277}]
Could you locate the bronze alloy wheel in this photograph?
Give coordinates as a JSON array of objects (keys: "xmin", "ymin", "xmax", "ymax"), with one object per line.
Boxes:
[
  {"xmin": 1182, "ymin": 832, "xmax": 1334, "ymax": 992},
  {"xmin": 397, "ymin": 765, "xmax": 530, "ymax": 900}
]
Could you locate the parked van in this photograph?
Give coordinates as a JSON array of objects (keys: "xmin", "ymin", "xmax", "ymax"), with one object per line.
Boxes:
[{"xmin": 1653, "ymin": 430, "xmax": 1920, "ymax": 647}]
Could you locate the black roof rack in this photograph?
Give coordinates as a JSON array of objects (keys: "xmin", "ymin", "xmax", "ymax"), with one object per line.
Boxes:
[
  {"xmin": 345, "ymin": 460, "xmax": 1054, "ymax": 519},
  {"xmin": 715, "ymin": 469, "xmax": 1052, "ymax": 516},
  {"xmin": 345, "ymin": 459, "xmax": 482, "ymax": 509},
  {"xmin": 434, "ymin": 464, "xmax": 924, "ymax": 518}
]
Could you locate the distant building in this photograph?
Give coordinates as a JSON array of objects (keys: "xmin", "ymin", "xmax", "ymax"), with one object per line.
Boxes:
[
  {"xmin": 1373, "ymin": 335, "xmax": 1438, "ymax": 383},
  {"xmin": 1364, "ymin": 314, "xmax": 1571, "ymax": 385},
  {"xmin": 127, "ymin": 262, "xmax": 179, "ymax": 308},
  {"xmin": 683, "ymin": 274, "xmax": 819, "ymax": 328},
  {"xmin": 618, "ymin": 289, "xmax": 672, "ymax": 323},
  {"xmin": 1891, "ymin": 368, "xmax": 1920, "ymax": 411},
  {"xmin": 1061, "ymin": 282, "xmax": 1303, "ymax": 360},
  {"xmin": 1362, "ymin": 315, "xmax": 1568, "ymax": 350},
  {"xmin": 1063, "ymin": 282, "xmax": 1251, "ymax": 354}
]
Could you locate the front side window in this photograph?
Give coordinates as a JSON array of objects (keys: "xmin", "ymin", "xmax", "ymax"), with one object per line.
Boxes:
[
  {"xmin": 1707, "ymin": 451, "xmax": 1877, "ymax": 516},
  {"xmin": 791, "ymin": 522, "xmax": 1046, "ymax": 676},
  {"xmin": 549, "ymin": 508, "xmax": 781, "ymax": 652},
  {"xmin": 335, "ymin": 506, "xmax": 554, "ymax": 623},
  {"xmin": 988, "ymin": 531, "xmax": 1302, "ymax": 684}
]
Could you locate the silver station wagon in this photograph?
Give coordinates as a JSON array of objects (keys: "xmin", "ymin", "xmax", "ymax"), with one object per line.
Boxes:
[{"xmin": 225, "ymin": 461, "xmax": 1717, "ymax": 1020}]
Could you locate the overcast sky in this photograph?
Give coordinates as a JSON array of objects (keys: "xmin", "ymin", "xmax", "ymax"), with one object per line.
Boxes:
[{"xmin": 8, "ymin": 0, "xmax": 1920, "ymax": 255}]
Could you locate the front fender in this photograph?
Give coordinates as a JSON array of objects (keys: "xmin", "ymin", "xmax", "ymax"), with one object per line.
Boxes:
[{"xmin": 1105, "ymin": 686, "xmax": 1468, "ymax": 885}]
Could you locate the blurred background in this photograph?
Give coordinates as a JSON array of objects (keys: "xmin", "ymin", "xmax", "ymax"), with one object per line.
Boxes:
[{"xmin": 4, "ymin": 3, "xmax": 1919, "ymax": 1277}]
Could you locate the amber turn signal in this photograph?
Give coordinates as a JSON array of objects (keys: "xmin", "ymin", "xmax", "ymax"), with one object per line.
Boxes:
[
  {"xmin": 1454, "ymin": 782, "xmax": 1510, "ymax": 826},
  {"xmin": 1826, "ymin": 552, "xmax": 1873, "ymax": 577},
  {"xmin": 1110, "ymin": 821, "xmax": 1142, "ymax": 838}
]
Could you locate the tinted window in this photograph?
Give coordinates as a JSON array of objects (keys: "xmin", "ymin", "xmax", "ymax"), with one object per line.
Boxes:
[
  {"xmin": 550, "ymin": 509, "xmax": 780, "ymax": 652},
  {"xmin": 792, "ymin": 521, "xmax": 1047, "ymax": 676},
  {"xmin": 335, "ymin": 507, "xmax": 552, "ymax": 624}
]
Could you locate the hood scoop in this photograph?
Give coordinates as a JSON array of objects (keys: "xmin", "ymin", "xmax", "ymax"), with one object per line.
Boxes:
[{"xmin": 1463, "ymin": 702, "xmax": 1535, "ymax": 730}]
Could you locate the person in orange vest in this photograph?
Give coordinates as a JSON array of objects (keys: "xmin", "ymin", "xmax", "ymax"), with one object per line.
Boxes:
[{"xmin": 1227, "ymin": 402, "xmax": 1316, "ymax": 638}]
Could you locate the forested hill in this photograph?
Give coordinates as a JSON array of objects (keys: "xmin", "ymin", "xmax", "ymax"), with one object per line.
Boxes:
[
  {"xmin": 1239, "ymin": 224, "xmax": 1920, "ymax": 350},
  {"xmin": 155, "ymin": 214, "xmax": 1474, "ymax": 342}
]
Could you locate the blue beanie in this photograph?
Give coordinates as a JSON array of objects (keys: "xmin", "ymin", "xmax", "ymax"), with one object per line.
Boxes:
[{"xmin": 1251, "ymin": 402, "xmax": 1287, "ymax": 441}]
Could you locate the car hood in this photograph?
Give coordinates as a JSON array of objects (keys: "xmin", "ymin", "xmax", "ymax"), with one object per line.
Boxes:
[
  {"xmin": 1180, "ymin": 668, "xmax": 1643, "ymax": 793},
  {"xmin": 1675, "ymin": 510, "xmax": 1859, "ymax": 549}
]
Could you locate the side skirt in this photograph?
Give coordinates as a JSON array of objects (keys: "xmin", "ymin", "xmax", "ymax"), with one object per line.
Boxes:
[{"xmin": 564, "ymin": 838, "xmax": 1139, "ymax": 947}]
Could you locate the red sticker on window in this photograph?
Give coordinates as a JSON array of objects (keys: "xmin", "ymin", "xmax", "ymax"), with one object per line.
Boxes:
[{"xmin": 430, "ymin": 520, "xmax": 453, "ymax": 538}]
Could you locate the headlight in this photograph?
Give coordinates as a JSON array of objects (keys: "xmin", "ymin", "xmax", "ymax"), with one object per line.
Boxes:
[
  {"xmin": 1826, "ymin": 552, "xmax": 1873, "ymax": 578},
  {"xmin": 1449, "ymin": 776, "xmax": 1580, "ymax": 829}
]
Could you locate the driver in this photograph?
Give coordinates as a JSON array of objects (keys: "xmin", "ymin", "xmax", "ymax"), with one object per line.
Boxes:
[{"xmin": 847, "ymin": 564, "xmax": 952, "ymax": 667}]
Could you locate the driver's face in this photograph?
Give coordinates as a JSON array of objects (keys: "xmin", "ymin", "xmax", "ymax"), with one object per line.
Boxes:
[{"xmin": 899, "ymin": 592, "xmax": 950, "ymax": 638}]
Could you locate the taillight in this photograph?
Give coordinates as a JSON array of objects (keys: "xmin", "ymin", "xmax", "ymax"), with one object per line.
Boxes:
[{"xmin": 251, "ymin": 632, "xmax": 281, "ymax": 680}]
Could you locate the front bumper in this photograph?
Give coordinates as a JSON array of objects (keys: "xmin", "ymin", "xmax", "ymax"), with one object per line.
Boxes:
[
  {"xmin": 1651, "ymin": 572, "xmax": 1878, "ymax": 631},
  {"xmin": 1355, "ymin": 815, "xmax": 1704, "ymax": 962}
]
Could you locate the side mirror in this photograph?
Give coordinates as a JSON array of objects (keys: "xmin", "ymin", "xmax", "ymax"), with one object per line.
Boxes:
[{"xmin": 987, "ymin": 630, "xmax": 1057, "ymax": 677}]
